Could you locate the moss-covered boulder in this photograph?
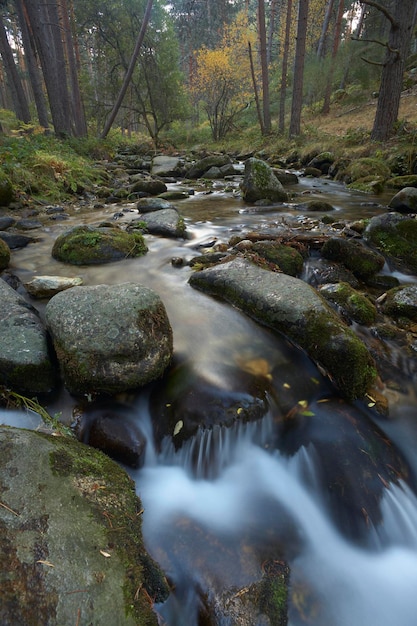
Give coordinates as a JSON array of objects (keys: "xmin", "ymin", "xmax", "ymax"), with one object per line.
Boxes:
[
  {"xmin": 0, "ymin": 426, "xmax": 168, "ymax": 625},
  {"xmin": 388, "ymin": 187, "xmax": 417, "ymax": 213},
  {"xmin": 189, "ymin": 257, "xmax": 376, "ymax": 400},
  {"xmin": 129, "ymin": 176, "xmax": 167, "ymax": 196},
  {"xmin": 382, "ymin": 285, "xmax": 417, "ymax": 321},
  {"xmin": 364, "ymin": 212, "xmax": 417, "ymax": 274},
  {"xmin": 336, "ymin": 157, "xmax": 391, "ymax": 184},
  {"xmin": 319, "ymin": 282, "xmax": 377, "ymax": 325},
  {"xmin": 45, "ymin": 282, "xmax": 173, "ymax": 395},
  {"xmin": 251, "ymin": 240, "xmax": 304, "ymax": 276},
  {"xmin": 0, "ymin": 237, "xmax": 10, "ymax": 269},
  {"xmin": 240, "ymin": 158, "xmax": 288, "ymax": 203},
  {"xmin": 51, "ymin": 225, "xmax": 147, "ymax": 265},
  {"xmin": 0, "ymin": 171, "xmax": 13, "ymax": 206},
  {"xmin": 321, "ymin": 236, "xmax": 385, "ymax": 281},
  {"xmin": 386, "ymin": 175, "xmax": 417, "ymax": 190},
  {"xmin": 299, "ymin": 200, "xmax": 335, "ymax": 212}
]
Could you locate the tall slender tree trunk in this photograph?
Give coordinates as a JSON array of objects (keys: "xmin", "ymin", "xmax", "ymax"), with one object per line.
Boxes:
[
  {"xmin": 248, "ymin": 41, "xmax": 264, "ymax": 134},
  {"xmin": 0, "ymin": 15, "xmax": 31, "ymax": 122},
  {"xmin": 258, "ymin": 0, "xmax": 271, "ymax": 134},
  {"xmin": 101, "ymin": 0, "xmax": 153, "ymax": 139},
  {"xmin": 59, "ymin": 0, "xmax": 87, "ymax": 136},
  {"xmin": 289, "ymin": 0, "xmax": 309, "ymax": 136},
  {"xmin": 322, "ymin": 0, "xmax": 345, "ymax": 114},
  {"xmin": 368, "ymin": 0, "xmax": 417, "ymax": 141},
  {"xmin": 22, "ymin": 0, "xmax": 72, "ymax": 136},
  {"xmin": 279, "ymin": 0, "xmax": 292, "ymax": 133},
  {"xmin": 316, "ymin": 0, "xmax": 335, "ymax": 60},
  {"xmin": 267, "ymin": 0, "xmax": 279, "ymax": 65},
  {"xmin": 14, "ymin": 0, "xmax": 49, "ymax": 129}
]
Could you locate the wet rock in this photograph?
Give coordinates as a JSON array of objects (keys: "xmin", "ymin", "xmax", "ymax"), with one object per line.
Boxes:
[
  {"xmin": 137, "ymin": 208, "xmax": 187, "ymax": 239},
  {"xmin": 382, "ymin": 285, "xmax": 417, "ymax": 320},
  {"xmin": 74, "ymin": 401, "xmax": 147, "ymax": 468},
  {"xmin": 129, "ymin": 176, "xmax": 167, "ymax": 196},
  {"xmin": 45, "ymin": 283, "xmax": 173, "ymax": 395},
  {"xmin": 0, "ymin": 279, "xmax": 55, "ymax": 393},
  {"xmin": 0, "ymin": 216, "xmax": 16, "ymax": 229},
  {"xmin": 185, "ymin": 154, "xmax": 232, "ymax": 179},
  {"xmin": 240, "ymin": 158, "xmax": 288, "ymax": 203},
  {"xmin": 307, "ymin": 151, "xmax": 335, "ymax": 175},
  {"xmin": 319, "ymin": 282, "xmax": 377, "ymax": 325},
  {"xmin": 299, "ymin": 200, "xmax": 335, "ymax": 212},
  {"xmin": 0, "ymin": 231, "xmax": 35, "ymax": 249},
  {"xmin": 321, "ymin": 236, "xmax": 385, "ymax": 281},
  {"xmin": 150, "ymin": 360, "xmax": 270, "ymax": 451},
  {"xmin": 388, "ymin": 187, "xmax": 417, "ymax": 213},
  {"xmin": 137, "ymin": 197, "xmax": 174, "ymax": 212},
  {"xmin": 51, "ymin": 224, "xmax": 147, "ymax": 265},
  {"xmin": 0, "ymin": 426, "xmax": 168, "ymax": 625},
  {"xmin": 251, "ymin": 240, "xmax": 304, "ymax": 276},
  {"xmin": 16, "ymin": 218, "xmax": 42, "ymax": 230},
  {"xmin": 151, "ymin": 155, "xmax": 184, "ymax": 177},
  {"xmin": 0, "ymin": 238, "xmax": 10, "ymax": 270},
  {"xmin": 305, "ymin": 258, "xmax": 360, "ymax": 289},
  {"xmin": 24, "ymin": 275, "xmax": 84, "ymax": 299},
  {"xmin": 189, "ymin": 257, "xmax": 376, "ymax": 400},
  {"xmin": 273, "ymin": 169, "xmax": 299, "ymax": 185},
  {"xmin": 364, "ymin": 212, "xmax": 417, "ymax": 274}
]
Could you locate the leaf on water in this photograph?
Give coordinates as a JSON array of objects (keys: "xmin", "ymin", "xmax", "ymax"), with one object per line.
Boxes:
[
  {"xmin": 173, "ymin": 420, "xmax": 183, "ymax": 436},
  {"xmin": 37, "ymin": 560, "xmax": 54, "ymax": 567},
  {"xmin": 283, "ymin": 383, "xmax": 291, "ymax": 389},
  {"xmin": 237, "ymin": 407, "xmax": 244, "ymax": 415},
  {"xmin": 300, "ymin": 410, "xmax": 315, "ymax": 417},
  {"xmin": 298, "ymin": 400, "xmax": 308, "ymax": 409}
]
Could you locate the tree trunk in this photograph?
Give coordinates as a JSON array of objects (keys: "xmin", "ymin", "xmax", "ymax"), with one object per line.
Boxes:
[
  {"xmin": 101, "ymin": 0, "xmax": 153, "ymax": 139},
  {"xmin": 248, "ymin": 41, "xmax": 264, "ymax": 134},
  {"xmin": 366, "ymin": 0, "xmax": 417, "ymax": 141},
  {"xmin": 289, "ymin": 0, "xmax": 309, "ymax": 137},
  {"xmin": 316, "ymin": 0, "xmax": 335, "ymax": 60},
  {"xmin": 0, "ymin": 15, "xmax": 31, "ymax": 123},
  {"xmin": 257, "ymin": 0, "xmax": 271, "ymax": 134},
  {"xmin": 322, "ymin": 0, "xmax": 345, "ymax": 114},
  {"xmin": 14, "ymin": 0, "xmax": 49, "ymax": 129},
  {"xmin": 59, "ymin": 0, "xmax": 87, "ymax": 137},
  {"xmin": 279, "ymin": 0, "xmax": 292, "ymax": 133},
  {"xmin": 22, "ymin": 0, "xmax": 72, "ymax": 136},
  {"xmin": 267, "ymin": 0, "xmax": 279, "ymax": 65}
]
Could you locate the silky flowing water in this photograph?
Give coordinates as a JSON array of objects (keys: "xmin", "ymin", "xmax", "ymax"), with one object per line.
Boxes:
[{"xmin": 3, "ymin": 173, "xmax": 417, "ymax": 625}]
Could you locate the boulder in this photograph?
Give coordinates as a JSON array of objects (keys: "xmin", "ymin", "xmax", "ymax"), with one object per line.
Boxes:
[
  {"xmin": 321, "ymin": 236, "xmax": 385, "ymax": 281},
  {"xmin": 24, "ymin": 275, "xmax": 83, "ymax": 299},
  {"xmin": 0, "ymin": 231, "xmax": 35, "ymax": 249},
  {"xmin": 364, "ymin": 212, "xmax": 417, "ymax": 274},
  {"xmin": 0, "ymin": 280, "xmax": 55, "ymax": 393},
  {"xmin": 51, "ymin": 224, "xmax": 147, "ymax": 265},
  {"xmin": 0, "ymin": 426, "xmax": 168, "ymax": 625},
  {"xmin": 250, "ymin": 240, "xmax": 304, "ymax": 276},
  {"xmin": 129, "ymin": 176, "xmax": 167, "ymax": 196},
  {"xmin": 185, "ymin": 154, "xmax": 232, "ymax": 179},
  {"xmin": 189, "ymin": 257, "xmax": 376, "ymax": 400},
  {"xmin": 240, "ymin": 158, "xmax": 288, "ymax": 203},
  {"xmin": 151, "ymin": 155, "xmax": 184, "ymax": 177},
  {"xmin": 137, "ymin": 208, "xmax": 187, "ymax": 239},
  {"xmin": 382, "ymin": 285, "xmax": 417, "ymax": 320},
  {"xmin": 319, "ymin": 282, "xmax": 377, "ymax": 325},
  {"xmin": 45, "ymin": 283, "xmax": 173, "ymax": 395},
  {"xmin": 136, "ymin": 197, "xmax": 174, "ymax": 212},
  {"xmin": 388, "ymin": 187, "xmax": 417, "ymax": 213}
]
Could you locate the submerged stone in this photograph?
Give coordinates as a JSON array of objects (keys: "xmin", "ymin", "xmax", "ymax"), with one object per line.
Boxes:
[{"xmin": 189, "ymin": 257, "xmax": 376, "ymax": 400}]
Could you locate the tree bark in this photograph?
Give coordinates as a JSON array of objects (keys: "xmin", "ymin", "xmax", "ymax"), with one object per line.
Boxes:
[
  {"xmin": 14, "ymin": 0, "xmax": 49, "ymax": 129},
  {"xmin": 22, "ymin": 0, "xmax": 72, "ymax": 136},
  {"xmin": 322, "ymin": 0, "xmax": 345, "ymax": 114},
  {"xmin": 101, "ymin": 0, "xmax": 153, "ymax": 139},
  {"xmin": 289, "ymin": 0, "xmax": 309, "ymax": 136},
  {"xmin": 248, "ymin": 41, "xmax": 264, "ymax": 134},
  {"xmin": 316, "ymin": 0, "xmax": 335, "ymax": 60},
  {"xmin": 0, "ymin": 14, "xmax": 31, "ymax": 122},
  {"xmin": 257, "ymin": 0, "xmax": 271, "ymax": 134},
  {"xmin": 359, "ymin": 0, "xmax": 417, "ymax": 141},
  {"xmin": 279, "ymin": 0, "xmax": 292, "ymax": 133}
]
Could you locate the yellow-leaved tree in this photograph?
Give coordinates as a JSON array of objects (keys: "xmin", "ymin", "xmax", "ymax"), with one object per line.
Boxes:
[{"xmin": 191, "ymin": 12, "xmax": 256, "ymax": 140}]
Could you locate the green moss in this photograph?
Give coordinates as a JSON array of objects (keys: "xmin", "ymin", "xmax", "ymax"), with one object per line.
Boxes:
[
  {"xmin": 49, "ymin": 437, "xmax": 169, "ymax": 620},
  {"xmin": 320, "ymin": 282, "xmax": 376, "ymax": 325}
]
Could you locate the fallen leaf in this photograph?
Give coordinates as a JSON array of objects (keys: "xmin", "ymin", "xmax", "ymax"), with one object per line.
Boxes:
[{"xmin": 100, "ymin": 550, "xmax": 111, "ymax": 558}]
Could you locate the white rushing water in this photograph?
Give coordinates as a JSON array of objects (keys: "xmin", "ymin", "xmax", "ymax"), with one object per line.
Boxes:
[{"xmin": 130, "ymin": 409, "xmax": 417, "ymax": 626}]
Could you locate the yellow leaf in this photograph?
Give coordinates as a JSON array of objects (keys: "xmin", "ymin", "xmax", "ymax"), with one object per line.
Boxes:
[
  {"xmin": 100, "ymin": 550, "xmax": 111, "ymax": 558},
  {"xmin": 173, "ymin": 420, "xmax": 183, "ymax": 436}
]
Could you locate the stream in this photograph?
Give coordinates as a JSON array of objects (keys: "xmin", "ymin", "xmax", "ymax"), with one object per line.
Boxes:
[{"xmin": 2, "ymin": 172, "xmax": 417, "ymax": 625}]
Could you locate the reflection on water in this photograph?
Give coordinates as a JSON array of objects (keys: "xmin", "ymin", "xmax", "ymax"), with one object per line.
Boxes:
[{"xmin": 3, "ymin": 174, "xmax": 417, "ymax": 624}]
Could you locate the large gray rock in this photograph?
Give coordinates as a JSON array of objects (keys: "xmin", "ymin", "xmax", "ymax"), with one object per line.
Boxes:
[
  {"xmin": 189, "ymin": 258, "xmax": 376, "ymax": 400},
  {"xmin": 45, "ymin": 283, "xmax": 173, "ymax": 395},
  {"xmin": 364, "ymin": 212, "xmax": 417, "ymax": 274},
  {"xmin": 151, "ymin": 155, "xmax": 184, "ymax": 177},
  {"xmin": 388, "ymin": 187, "xmax": 417, "ymax": 213},
  {"xmin": 240, "ymin": 158, "xmax": 288, "ymax": 203},
  {"xmin": 0, "ymin": 280, "xmax": 55, "ymax": 393},
  {"xmin": 185, "ymin": 154, "xmax": 232, "ymax": 179},
  {"xmin": 137, "ymin": 208, "xmax": 187, "ymax": 238},
  {"xmin": 0, "ymin": 426, "xmax": 168, "ymax": 625}
]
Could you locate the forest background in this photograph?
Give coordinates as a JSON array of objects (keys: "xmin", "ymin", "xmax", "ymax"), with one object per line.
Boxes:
[{"xmin": 0, "ymin": 0, "xmax": 417, "ymax": 202}]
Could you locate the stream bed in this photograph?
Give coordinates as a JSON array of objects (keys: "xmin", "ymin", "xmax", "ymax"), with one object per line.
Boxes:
[{"xmin": 2, "ymin": 172, "xmax": 417, "ymax": 625}]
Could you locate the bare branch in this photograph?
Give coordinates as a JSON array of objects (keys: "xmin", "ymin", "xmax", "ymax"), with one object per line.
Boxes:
[
  {"xmin": 358, "ymin": 0, "xmax": 398, "ymax": 28},
  {"xmin": 360, "ymin": 56, "xmax": 384, "ymax": 67},
  {"xmin": 351, "ymin": 36, "xmax": 400, "ymax": 59}
]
